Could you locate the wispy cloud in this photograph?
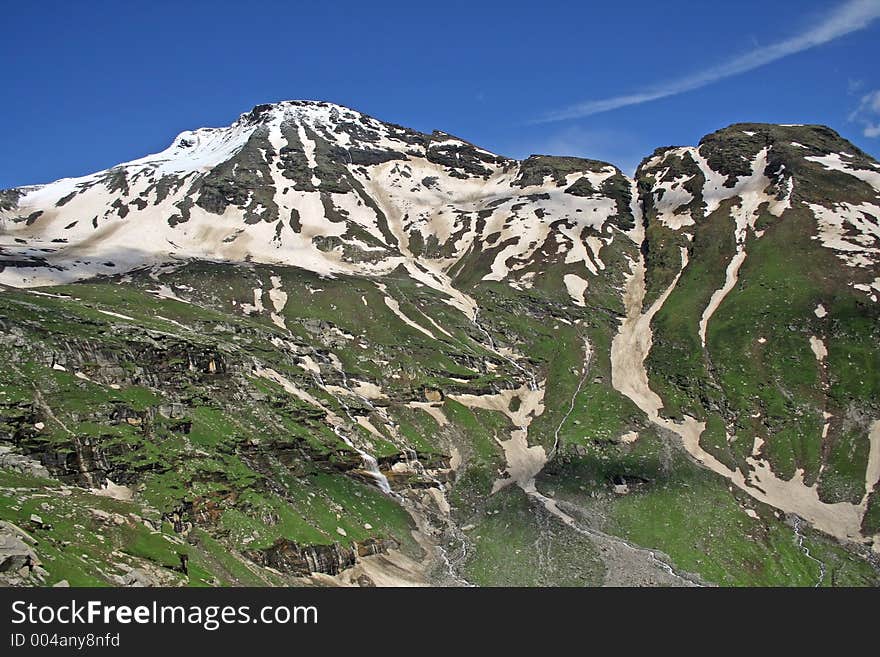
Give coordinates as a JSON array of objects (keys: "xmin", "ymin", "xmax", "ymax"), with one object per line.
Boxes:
[
  {"xmin": 848, "ymin": 78, "xmax": 866, "ymax": 94},
  {"xmin": 849, "ymin": 89, "xmax": 880, "ymax": 137},
  {"xmin": 535, "ymin": 0, "xmax": 880, "ymax": 123}
]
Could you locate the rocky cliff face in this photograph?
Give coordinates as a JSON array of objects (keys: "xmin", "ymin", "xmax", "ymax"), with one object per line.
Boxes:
[{"xmin": 0, "ymin": 104, "xmax": 878, "ymax": 587}]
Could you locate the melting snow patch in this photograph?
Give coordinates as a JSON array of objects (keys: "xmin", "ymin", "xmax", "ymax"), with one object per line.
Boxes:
[
  {"xmin": 149, "ymin": 285, "xmax": 192, "ymax": 304},
  {"xmin": 406, "ymin": 402, "xmax": 449, "ymax": 427},
  {"xmin": 96, "ymin": 309, "xmax": 135, "ymax": 321},
  {"xmin": 383, "ymin": 296, "xmax": 436, "ymax": 340},
  {"xmin": 699, "ymin": 251, "xmax": 746, "ymax": 347},
  {"xmin": 28, "ymin": 290, "xmax": 75, "ymax": 300},
  {"xmin": 563, "ymin": 273, "xmax": 588, "ymax": 307},
  {"xmin": 698, "ymin": 148, "xmax": 788, "ymax": 346},
  {"xmin": 806, "ymin": 153, "xmax": 880, "ymax": 193},
  {"xmin": 352, "ymin": 380, "xmax": 385, "ymax": 400},
  {"xmin": 852, "ymin": 276, "xmax": 880, "ymax": 302},
  {"xmin": 653, "ymin": 172, "xmax": 696, "ymax": 229},
  {"xmin": 240, "ymin": 288, "xmax": 265, "ymax": 315},
  {"xmin": 809, "ymin": 336, "xmax": 827, "ymax": 362},
  {"xmin": 807, "ymin": 202, "xmax": 880, "ymax": 268},
  {"xmin": 267, "ymin": 275, "xmax": 288, "ymax": 329}
]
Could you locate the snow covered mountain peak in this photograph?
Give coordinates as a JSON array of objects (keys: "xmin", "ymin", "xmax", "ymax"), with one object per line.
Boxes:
[
  {"xmin": 117, "ymin": 100, "xmax": 411, "ymax": 178},
  {"xmin": 0, "ymin": 101, "xmax": 635, "ymax": 303}
]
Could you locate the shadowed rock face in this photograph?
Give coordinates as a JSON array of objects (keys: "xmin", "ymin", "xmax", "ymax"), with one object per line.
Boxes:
[
  {"xmin": 246, "ymin": 537, "xmax": 394, "ymax": 576},
  {"xmin": 0, "ymin": 189, "xmax": 23, "ymax": 212},
  {"xmin": 0, "ymin": 104, "xmax": 879, "ymax": 587}
]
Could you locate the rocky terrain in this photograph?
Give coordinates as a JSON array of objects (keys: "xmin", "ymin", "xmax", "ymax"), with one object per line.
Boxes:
[{"xmin": 0, "ymin": 102, "xmax": 878, "ymax": 586}]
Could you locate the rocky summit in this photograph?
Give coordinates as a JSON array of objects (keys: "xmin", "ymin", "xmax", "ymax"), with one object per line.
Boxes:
[{"xmin": 0, "ymin": 101, "xmax": 878, "ymax": 587}]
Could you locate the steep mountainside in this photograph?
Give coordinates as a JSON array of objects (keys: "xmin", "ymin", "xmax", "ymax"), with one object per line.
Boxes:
[
  {"xmin": 632, "ymin": 124, "xmax": 880, "ymax": 542},
  {"xmin": 0, "ymin": 103, "xmax": 877, "ymax": 587}
]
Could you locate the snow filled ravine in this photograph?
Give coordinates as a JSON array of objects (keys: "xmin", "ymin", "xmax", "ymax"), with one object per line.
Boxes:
[{"xmin": 610, "ymin": 223, "xmax": 880, "ymax": 551}]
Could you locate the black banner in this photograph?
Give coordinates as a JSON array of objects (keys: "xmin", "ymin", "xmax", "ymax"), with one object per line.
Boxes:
[{"xmin": 0, "ymin": 586, "xmax": 875, "ymax": 652}]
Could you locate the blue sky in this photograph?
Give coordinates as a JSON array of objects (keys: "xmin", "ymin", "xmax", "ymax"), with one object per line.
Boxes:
[{"xmin": 2, "ymin": 0, "xmax": 879, "ymax": 188}]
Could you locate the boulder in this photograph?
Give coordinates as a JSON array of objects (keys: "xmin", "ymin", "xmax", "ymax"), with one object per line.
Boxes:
[{"xmin": 0, "ymin": 530, "xmax": 39, "ymax": 573}]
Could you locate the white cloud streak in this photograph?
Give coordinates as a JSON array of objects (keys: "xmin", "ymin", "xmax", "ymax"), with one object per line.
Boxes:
[
  {"xmin": 535, "ymin": 0, "xmax": 880, "ymax": 123},
  {"xmin": 849, "ymin": 89, "xmax": 880, "ymax": 137}
]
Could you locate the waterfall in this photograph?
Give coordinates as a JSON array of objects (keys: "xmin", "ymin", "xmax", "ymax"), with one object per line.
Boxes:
[{"xmin": 331, "ymin": 425, "xmax": 393, "ymax": 495}]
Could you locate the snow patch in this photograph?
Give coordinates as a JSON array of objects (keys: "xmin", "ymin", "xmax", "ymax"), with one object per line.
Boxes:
[
  {"xmin": 806, "ymin": 153, "xmax": 880, "ymax": 193},
  {"xmin": 698, "ymin": 148, "xmax": 787, "ymax": 347},
  {"xmin": 809, "ymin": 335, "xmax": 828, "ymax": 362},
  {"xmin": 96, "ymin": 309, "xmax": 135, "ymax": 321},
  {"xmin": 563, "ymin": 273, "xmax": 588, "ymax": 307},
  {"xmin": 807, "ymin": 202, "xmax": 880, "ymax": 268},
  {"xmin": 383, "ymin": 296, "xmax": 436, "ymax": 340}
]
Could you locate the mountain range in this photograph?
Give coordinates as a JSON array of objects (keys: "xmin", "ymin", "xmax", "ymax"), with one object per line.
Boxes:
[{"xmin": 1, "ymin": 100, "xmax": 878, "ymax": 586}]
